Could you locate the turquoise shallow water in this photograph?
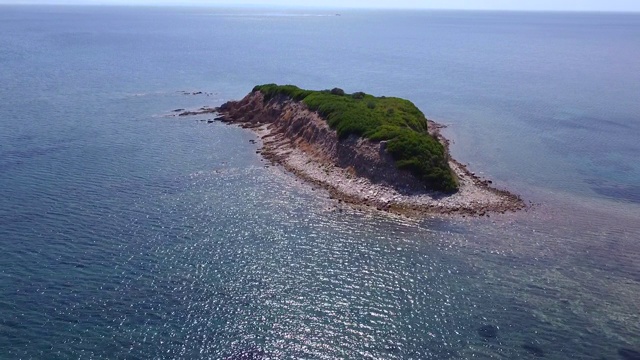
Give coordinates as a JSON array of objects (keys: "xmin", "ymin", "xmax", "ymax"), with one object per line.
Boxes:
[{"xmin": 0, "ymin": 6, "xmax": 639, "ymax": 359}]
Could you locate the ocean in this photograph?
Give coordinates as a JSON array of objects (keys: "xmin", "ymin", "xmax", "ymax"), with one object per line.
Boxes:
[{"xmin": 0, "ymin": 5, "xmax": 639, "ymax": 359}]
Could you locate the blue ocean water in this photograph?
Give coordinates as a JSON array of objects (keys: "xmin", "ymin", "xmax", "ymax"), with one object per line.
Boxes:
[{"xmin": 1, "ymin": 5, "xmax": 639, "ymax": 359}]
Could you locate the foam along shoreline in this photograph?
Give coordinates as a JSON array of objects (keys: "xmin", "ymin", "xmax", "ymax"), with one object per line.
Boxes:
[{"xmin": 206, "ymin": 91, "xmax": 525, "ymax": 217}]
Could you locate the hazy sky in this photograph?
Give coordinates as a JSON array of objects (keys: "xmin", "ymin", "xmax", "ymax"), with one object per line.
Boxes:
[{"xmin": 3, "ymin": 0, "xmax": 640, "ymax": 12}]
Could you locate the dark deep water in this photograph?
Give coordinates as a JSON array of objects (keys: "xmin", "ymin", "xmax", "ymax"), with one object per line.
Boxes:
[{"xmin": 1, "ymin": 6, "xmax": 639, "ymax": 359}]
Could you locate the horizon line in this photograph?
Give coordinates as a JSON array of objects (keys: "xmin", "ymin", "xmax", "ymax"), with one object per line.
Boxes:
[{"xmin": 1, "ymin": 3, "xmax": 640, "ymax": 13}]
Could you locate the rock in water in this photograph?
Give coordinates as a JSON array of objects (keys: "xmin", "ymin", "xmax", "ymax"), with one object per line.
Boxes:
[
  {"xmin": 619, "ymin": 348, "xmax": 640, "ymax": 360},
  {"xmin": 477, "ymin": 324, "xmax": 498, "ymax": 338},
  {"xmin": 521, "ymin": 343, "xmax": 545, "ymax": 357}
]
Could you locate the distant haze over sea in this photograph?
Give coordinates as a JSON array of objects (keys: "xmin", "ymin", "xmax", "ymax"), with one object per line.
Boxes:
[{"xmin": 3, "ymin": 0, "xmax": 640, "ymax": 11}]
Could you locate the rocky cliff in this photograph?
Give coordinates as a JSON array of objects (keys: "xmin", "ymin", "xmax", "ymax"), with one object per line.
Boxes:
[{"xmin": 217, "ymin": 91, "xmax": 429, "ymax": 193}]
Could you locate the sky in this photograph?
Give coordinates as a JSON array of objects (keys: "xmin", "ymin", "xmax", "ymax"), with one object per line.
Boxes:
[{"xmin": 2, "ymin": 0, "xmax": 640, "ymax": 12}]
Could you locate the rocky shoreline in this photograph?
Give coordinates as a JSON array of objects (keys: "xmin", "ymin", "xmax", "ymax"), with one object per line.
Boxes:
[{"xmin": 195, "ymin": 91, "xmax": 525, "ymax": 217}]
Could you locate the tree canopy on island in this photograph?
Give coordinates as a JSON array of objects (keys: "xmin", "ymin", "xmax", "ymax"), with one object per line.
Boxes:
[{"xmin": 253, "ymin": 84, "xmax": 458, "ymax": 192}]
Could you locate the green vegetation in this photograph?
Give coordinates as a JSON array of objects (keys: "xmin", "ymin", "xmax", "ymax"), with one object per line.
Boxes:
[{"xmin": 252, "ymin": 84, "xmax": 458, "ymax": 192}]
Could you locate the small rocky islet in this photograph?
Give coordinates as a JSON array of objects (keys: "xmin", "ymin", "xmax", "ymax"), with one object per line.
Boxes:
[{"xmin": 181, "ymin": 84, "xmax": 525, "ymax": 216}]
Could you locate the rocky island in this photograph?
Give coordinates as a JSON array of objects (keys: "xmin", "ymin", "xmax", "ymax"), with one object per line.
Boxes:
[{"xmin": 206, "ymin": 84, "xmax": 524, "ymax": 216}]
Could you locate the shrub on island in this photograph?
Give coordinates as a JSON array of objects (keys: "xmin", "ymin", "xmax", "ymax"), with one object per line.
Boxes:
[{"xmin": 252, "ymin": 84, "xmax": 459, "ymax": 192}]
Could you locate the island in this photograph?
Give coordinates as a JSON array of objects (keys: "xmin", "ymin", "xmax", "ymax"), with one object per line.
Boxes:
[{"xmin": 198, "ymin": 84, "xmax": 524, "ymax": 216}]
